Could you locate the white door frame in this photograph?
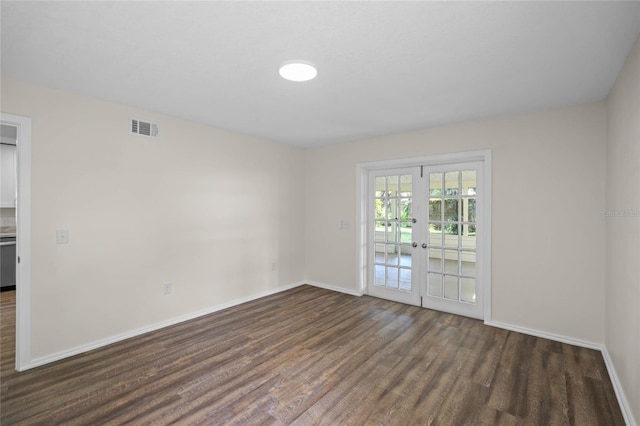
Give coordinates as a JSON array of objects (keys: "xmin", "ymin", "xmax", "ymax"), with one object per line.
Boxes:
[
  {"xmin": 1, "ymin": 113, "xmax": 32, "ymax": 371},
  {"xmin": 356, "ymin": 150, "xmax": 492, "ymax": 322}
]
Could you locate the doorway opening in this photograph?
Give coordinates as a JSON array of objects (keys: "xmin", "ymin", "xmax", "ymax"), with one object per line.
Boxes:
[
  {"xmin": 1, "ymin": 113, "xmax": 32, "ymax": 371},
  {"xmin": 357, "ymin": 151, "xmax": 492, "ymax": 321}
]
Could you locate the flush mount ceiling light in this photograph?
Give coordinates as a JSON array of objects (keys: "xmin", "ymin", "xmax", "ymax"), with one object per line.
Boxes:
[{"xmin": 278, "ymin": 61, "xmax": 317, "ymax": 82}]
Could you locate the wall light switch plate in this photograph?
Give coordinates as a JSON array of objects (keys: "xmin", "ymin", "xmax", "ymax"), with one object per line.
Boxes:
[{"xmin": 56, "ymin": 230, "xmax": 69, "ymax": 244}]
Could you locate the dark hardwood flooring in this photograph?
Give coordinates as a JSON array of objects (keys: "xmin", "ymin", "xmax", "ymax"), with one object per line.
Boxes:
[{"xmin": 0, "ymin": 286, "xmax": 625, "ymax": 425}]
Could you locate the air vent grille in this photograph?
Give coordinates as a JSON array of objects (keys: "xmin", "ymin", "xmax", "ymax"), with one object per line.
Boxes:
[{"xmin": 130, "ymin": 119, "xmax": 159, "ymax": 137}]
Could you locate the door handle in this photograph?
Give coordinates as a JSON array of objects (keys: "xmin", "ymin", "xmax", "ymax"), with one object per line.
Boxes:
[
  {"xmin": 412, "ymin": 242, "xmax": 418, "ymax": 248},
  {"xmin": 421, "ymin": 243, "xmax": 427, "ymax": 249}
]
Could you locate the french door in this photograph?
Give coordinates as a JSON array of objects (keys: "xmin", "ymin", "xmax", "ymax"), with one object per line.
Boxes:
[
  {"xmin": 367, "ymin": 168, "xmax": 421, "ymax": 306},
  {"xmin": 367, "ymin": 162, "xmax": 485, "ymax": 319}
]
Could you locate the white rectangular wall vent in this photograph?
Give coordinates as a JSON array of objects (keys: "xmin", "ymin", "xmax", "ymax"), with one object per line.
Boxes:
[{"xmin": 130, "ymin": 119, "xmax": 159, "ymax": 137}]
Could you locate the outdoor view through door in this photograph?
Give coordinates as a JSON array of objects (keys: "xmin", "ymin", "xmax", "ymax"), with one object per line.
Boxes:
[{"xmin": 368, "ymin": 162, "xmax": 484, "ymax": 319}]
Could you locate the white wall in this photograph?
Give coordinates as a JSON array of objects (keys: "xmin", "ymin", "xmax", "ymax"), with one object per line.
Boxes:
[
  {"xmin": 1, "ymin": 78, "xmax": 306, "ymax": 361},
  {"xmin": 606, "ymin": 35, "xmax": 640, "ymax": 425},
  {"xmin": 305, "ymin": 102, "xmax": 607, "ymax": 344}
]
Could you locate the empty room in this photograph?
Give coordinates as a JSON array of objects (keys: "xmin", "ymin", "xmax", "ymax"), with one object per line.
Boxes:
[{"xmin": 1, "ymin": 1, "xmax": 639, "ymax": 425}]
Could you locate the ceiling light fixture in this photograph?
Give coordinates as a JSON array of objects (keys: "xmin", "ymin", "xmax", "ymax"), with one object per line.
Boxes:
[{"xmin": 279, "ymin": 61, "xmax": 317, "ymax": 82}]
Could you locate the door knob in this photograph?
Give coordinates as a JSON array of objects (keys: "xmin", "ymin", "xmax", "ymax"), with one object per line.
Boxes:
[
  {"xmin": 412, "ymin": 242, "xmax": 418, "ymax": 248},
  {"xmin": 422, "ymin": 243, "xmax": 427, "ymax": 249}
]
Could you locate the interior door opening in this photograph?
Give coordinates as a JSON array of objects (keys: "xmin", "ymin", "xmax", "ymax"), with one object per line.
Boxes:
[{"xmin": 1, "ymin": 113, "xmax": 32, "ymax": 371}]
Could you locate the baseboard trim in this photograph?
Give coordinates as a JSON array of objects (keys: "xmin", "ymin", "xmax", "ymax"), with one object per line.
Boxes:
[
  {"xmin": 601, "ymin": 346, "xmax": 636, "ymax": 426},
  {"xmin": 486, "ymin": 320, "xmax": 634, "ymax": 425},
  {"xmin": 23, "ymin": 281, "xmax": 306, "ymax": 371},
  {"xmin": 306, "ymin": 280, "xmax": 363, "ymax": 297},
  {"xmin": 484, "ymin": 319, "xmax": 601, "ymax": 350}
]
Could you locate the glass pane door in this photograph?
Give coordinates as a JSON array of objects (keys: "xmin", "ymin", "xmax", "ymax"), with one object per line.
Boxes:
[
  {"xmin": 424, "ymin": 163, "xmax": 483, "ymax": 319},
  {"xmin": 368, "ymin": 168, "xmax": 421, "ymax": 306}
]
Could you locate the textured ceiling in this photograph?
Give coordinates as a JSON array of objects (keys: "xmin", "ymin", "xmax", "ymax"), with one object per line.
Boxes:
[{"xmin": 2, "ymin": 1, "xmax": 639, "ymax": 147}]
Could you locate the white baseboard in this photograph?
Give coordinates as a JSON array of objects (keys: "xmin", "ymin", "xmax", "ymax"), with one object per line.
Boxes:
[
  {"xmin": 486, "ymin": 320, "xmax": 635, "ymax": 425},
  {"xmin": 601, "ymin": 346, "xmax": 636, "ymax": 426},
  {"xmin": 484, "ymin": 319, "xmax": 602, "ymax": 350},
  {"xmin": 23, "ymin": 281, "xmax": 306, "ymax": 370},
  {"xmin": 305, "ymin": 280, "xmax": 363, "ymax": 297}
]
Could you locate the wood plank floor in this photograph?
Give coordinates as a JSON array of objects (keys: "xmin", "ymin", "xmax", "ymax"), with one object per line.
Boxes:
[{"xmin": 0, "ymin": 286, "xmax": 625, "ymax": 425}]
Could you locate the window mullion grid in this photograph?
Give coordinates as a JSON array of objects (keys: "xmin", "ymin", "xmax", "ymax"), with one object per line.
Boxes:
[
  {"xmin": 384, "ymin": 178, "xmax": 389, "ymax": 287},
  {"xmin": 457, "ymin": 172, "xmax": 462, "ymax": 302}
]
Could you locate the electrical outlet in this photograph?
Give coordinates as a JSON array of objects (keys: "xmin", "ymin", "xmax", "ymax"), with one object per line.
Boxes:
[{"xmin": 163, "ymin": 283, "xmax": 172, "ymax": 295}]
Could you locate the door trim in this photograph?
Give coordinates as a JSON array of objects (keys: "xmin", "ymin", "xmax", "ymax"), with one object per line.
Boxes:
[
  {"xmin": 356, "ymin": 150, "xmax": 492, "ymax": 322},
  {"xmin": 1, "ymin": 113, "xmax": 32, "ymax": 371}
]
